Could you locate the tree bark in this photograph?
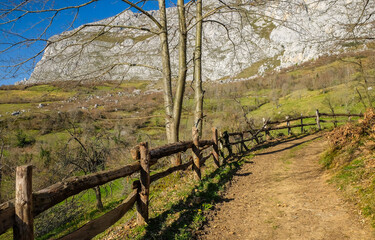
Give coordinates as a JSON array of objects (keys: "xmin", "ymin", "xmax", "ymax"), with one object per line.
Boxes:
[
  {"xmin": 168, "ymin": 0, "xmax": 188, "ymax": 166},
  {"xmin": 192, "ymin": 127, "xmax": 201, "ymax": 180},
  {"xmin": 158, "ymin": 0, "xmax": 174, "ymax": 143},
  {"xmin": 137, "ymin": 142, "xmax": 150, "ymax": 225},
  {"xmin": 0, "ymin": 161, "xmax": 2, "ymax": 203},
  {"xmin": 0, "ymin": 140, "xmax": 4, "ymax": 202},
  {"xmin": 194, "ymin": 0, "xmax": 204, "ymax": 136},
  {"xmin": 94, "ymin": 186, "xmax": 104, "ymax": 211},
  {"xmin": 316, "ymin": 109, "xmax": 321, "ymax": 130},
  {"xmin": 14, "ymin": 165, "xmax": 34, "ymax": 240},
  {"xmin": 172, "ymin": 0, "xmax": 188, "ymax": 144}
]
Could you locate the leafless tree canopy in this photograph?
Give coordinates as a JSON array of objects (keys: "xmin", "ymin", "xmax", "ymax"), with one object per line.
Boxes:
[{"xmin": 1, "ymin": 0, "xmax": 374, "ymax": 82}]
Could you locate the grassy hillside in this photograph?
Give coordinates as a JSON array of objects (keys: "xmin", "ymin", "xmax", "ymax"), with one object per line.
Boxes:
[
  {"xmin": 0, "ymin": 48, "xmax": 374, "ymax": 238},
  {"xmin": 321, "ymin": 109, "xmax": 375, "ymax": 227}
]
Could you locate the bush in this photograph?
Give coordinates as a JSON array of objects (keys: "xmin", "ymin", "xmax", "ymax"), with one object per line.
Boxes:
[{"xmin": 15, "ymin": 130, "xmax": 35, "ymax": 147}]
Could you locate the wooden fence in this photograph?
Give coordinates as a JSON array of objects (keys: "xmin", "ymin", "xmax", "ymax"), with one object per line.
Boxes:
[{"xmin": 0, "ymin": 110, "xmax": 363, "ymax": 239}]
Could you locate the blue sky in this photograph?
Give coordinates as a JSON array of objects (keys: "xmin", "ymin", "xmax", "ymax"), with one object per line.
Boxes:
[{"xmin": 0, "ymin": 0, "xmax": 175, "ymax": 85}]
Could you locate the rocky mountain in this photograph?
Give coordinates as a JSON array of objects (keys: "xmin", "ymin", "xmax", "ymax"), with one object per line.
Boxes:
[{"xmin": 27, "ymin": 0, "xmax": 375, "ymax": 83}]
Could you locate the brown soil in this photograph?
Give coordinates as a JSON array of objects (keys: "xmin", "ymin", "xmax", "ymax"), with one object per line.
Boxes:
[{"xmin": 196, "ymin": 133, "xmax": 375, "ymax": 240}]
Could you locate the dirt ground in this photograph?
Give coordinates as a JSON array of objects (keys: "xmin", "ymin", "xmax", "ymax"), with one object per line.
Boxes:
[{"xmin": 196, "ymin": 134, "xmax": 375, "ymax": 240}]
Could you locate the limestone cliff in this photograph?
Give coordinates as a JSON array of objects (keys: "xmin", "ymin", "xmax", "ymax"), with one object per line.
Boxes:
[{"xmin": 28, "ymin": 0, "xmax": 375, "ymax": 83}]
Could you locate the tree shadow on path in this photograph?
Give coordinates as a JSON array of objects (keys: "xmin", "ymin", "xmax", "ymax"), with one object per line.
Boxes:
[
  {"xmin": 140, "ymin": 133, "xmax": 321, "ymax": 239},
  {"xmin": 141, "ymin": 155, "xmax": 254, "ymax": 240},
  {"xmin": 255, "ymin": 135, "xmax": 322, "ymax": 156}
]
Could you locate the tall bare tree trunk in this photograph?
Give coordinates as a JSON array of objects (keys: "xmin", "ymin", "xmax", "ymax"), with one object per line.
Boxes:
[
  {"xmin": 0, "ymin": 164, "xmax": 2, "ymax": 202},
  {"xmin": 158, "ymin": 0, "xmax": 174, "ymax": 143},
  {"xmin": 169, "ymin": 0, "xmax": 188, "ymax": 166},
  {"xmin": 172, "ymin": 0, "xmax": 188, "ymax": 143},
  {"xmin": 194, "ymin": 0, "xmax": 204, "ymax": 135},
  {"xmin": 0, "ymin": 141, "xmax": 3, "ymax": 202}
]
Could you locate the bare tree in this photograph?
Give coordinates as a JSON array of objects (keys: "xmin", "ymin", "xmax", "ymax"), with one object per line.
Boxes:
[
  {"xmin": 1, "ymin": 0, "xmax": 374, "ymax": 144},
  {"xmin": 194, "ymin": 0, "xmax": 204, "ymax": 135},
  {"xmin": 0, "ymin": 1, "xmax": 191, "ymax": 149},
  {"xmin": 62, "ymin": 122, "xmax": 111, "ymax": 210},
  {"xmin": 0, "ymin": 130, "xmax": 4, "ymax": 202}
]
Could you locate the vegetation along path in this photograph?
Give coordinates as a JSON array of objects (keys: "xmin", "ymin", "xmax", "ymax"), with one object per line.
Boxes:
[{"xmin": 197, "ymin": 133, "xmax": 375, "ymax": 240}]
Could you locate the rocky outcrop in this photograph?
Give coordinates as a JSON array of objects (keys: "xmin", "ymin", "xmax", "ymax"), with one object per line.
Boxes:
[{"xmin": 28, "ymin": 0, "xmax": 375, "ymax": 83}]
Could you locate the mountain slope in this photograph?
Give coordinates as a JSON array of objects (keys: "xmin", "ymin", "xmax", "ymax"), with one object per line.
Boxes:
[{"xmin": 27, "ymin": 0, "xmax": 375, "ymax": 83}]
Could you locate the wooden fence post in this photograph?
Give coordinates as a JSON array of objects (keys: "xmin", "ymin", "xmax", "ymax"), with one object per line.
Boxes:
[
  {"xmin": 222, "ymin": 131, "xmax": 232, "ymax": 162},
  {"xmin": 239, "ymin": 133, "xmax": 243, "ymax": 152},
  {"xmin": 219, "ymin": 131, "xmax": 227, "ymax": 165},
  {"xmin": 212, "ymin": 127, "xmax": 220, "ymax": 168},
  {"xmin": 240, "ymin": 132, "xmax": 249, "ymax": 152},
  {"xmin": 192, "ymin": 127, "xmax": 201, "ymax": 180},
  {"xmin": 174, "ymin": 153, "xmax": 182, "ymax": 166},
  {"xmin": 316, "ymin": 109, "xmax": 321, "ymax": 130},
  {"xmin": 137, "ymin": 142, "xmax": 150, "ymax": 225},
  {"xmin": 286, "ymin": 116, "xmax": 291, "ymax": 135},
  {"xmin": 131, "ymin": 146, "xmax": 140, "ymax": 161},
  {"xmin": 14, "ymin": 165, "xmax": 34, "ymax": 240},
  {"xmin": 300, "ymin": 113, "xmax": 303, "ymax": 133}
]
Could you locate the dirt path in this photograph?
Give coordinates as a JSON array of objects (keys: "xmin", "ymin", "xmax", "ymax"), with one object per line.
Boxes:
[{"xmin": 197, "ymin": 134, "xmax": 375, "ymax": 240}]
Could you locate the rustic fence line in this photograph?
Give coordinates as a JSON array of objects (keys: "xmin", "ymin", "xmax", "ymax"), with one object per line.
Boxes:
[{"xmin": 0, "ymin": 110, "xmax": 363, "ymax": 239}]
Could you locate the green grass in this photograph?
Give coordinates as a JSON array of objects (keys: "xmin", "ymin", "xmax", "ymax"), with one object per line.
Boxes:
[
  {"xmin": 0, "ymin": 103, "xmax": 34, "ymax": 115},
  {"xmin": 36, "ymin": 178, "xmax": 129, "ymax": 239},
  {"xmin": 328, "ymin": 156, "xmax": 375, "ymax": 227},
  {"xmin": 320, "ymin": 149, "xmax": 338, "ymax": 169},
  {"xmin": 27, "ymin": 85, "xmax": 61, "ymax": 92},
  {"xmin": 249, "ymin": 83, "xmax": 364, "ymax": 120},
  {"xmin": 124, "ymin": 154, "xmax": 253, "ymax": 240},
  {"xmin": 119, "ymin": 81, "xmax": 149, "ymax": 90},
  {"xmin": 322, "ymin": 118, "xmax": 375, "ymax": 227},
  {"xmin": 0, "ymin": 48, "xmax": 374, "ymax": 239},
  {"xmin": 235, "ymin": 59, "xmax": 268, "ymax": 79},
  {"xmin": 332, "ymin": 158, "xmax": 366, "ymax": 189},
  {"xmin": 36, "ymin": 131, "xmax": 71, "ymax": 143}
]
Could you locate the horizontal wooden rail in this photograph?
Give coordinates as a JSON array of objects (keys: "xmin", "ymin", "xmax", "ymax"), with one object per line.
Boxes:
[
  {"xmin": 33, "ymin": 162, "xmax": 141, "ymax": 216},
  {"xmin": 0, "ymin": 200, "xmax": 15, "ymax": 235},
  {"xmin": 219, "ymin": 112, "xmax": 364, "ymax": 155},
  {"xmin": 149, "ymin": 140, "xmax": 213, "ymax": 160},
  {"xmin": 0, "ymin": 139, "xmax": 215, "ymax": 236},
  {"xmin": 320, "ymin": 119, "xmax": 349, "ymax": 123},
  {"xmin": 58, "ymin": 189, "xmax": 138, "ymax": 240},
  {"xmin": 265, "ymin": 123, "xmax": 317, "ymax": 131},
  {"xmin": 0, "ymin": 111, "xmax": 363, "ymax": 239},
  {"xmin": 320, "ymin": 113, "xmax": 363, "ymax": 117},
  {"xmin": 133, "ymin": 153, "xmax": 213, "ymax": 190},
  {"xmin": 267, "ymin": 113, "xmax": 362, "ymax": 125},
  {"xmin": 0, "ymin": 162, "xmax": 141, "ymax": 235},
  {"xmin": 228, "ymin": 130, "xmax": 260, "ymax": 137},
  {"xmin": 133, "ymin": 159, "xmax": 194, "ymax": 189},
  {"xmin": 267, "ymin": 115, "xmax": 315, "ymax": 125}
]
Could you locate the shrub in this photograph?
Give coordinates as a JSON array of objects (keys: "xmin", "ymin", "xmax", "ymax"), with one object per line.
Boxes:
[{"xmin": 15, "ymin": 130, "xmax": 35, "ymax": 147}]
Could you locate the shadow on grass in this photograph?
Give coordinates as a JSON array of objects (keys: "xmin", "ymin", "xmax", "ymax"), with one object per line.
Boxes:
[{"xmin": 141, "ymin": 155, "xmax": 253, "ymax": 240}]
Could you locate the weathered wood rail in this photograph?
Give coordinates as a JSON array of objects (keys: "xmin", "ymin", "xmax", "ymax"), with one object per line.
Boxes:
[{"xmin": 0, "ymin": 110, "xmax": 363, "ymax": 239}]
